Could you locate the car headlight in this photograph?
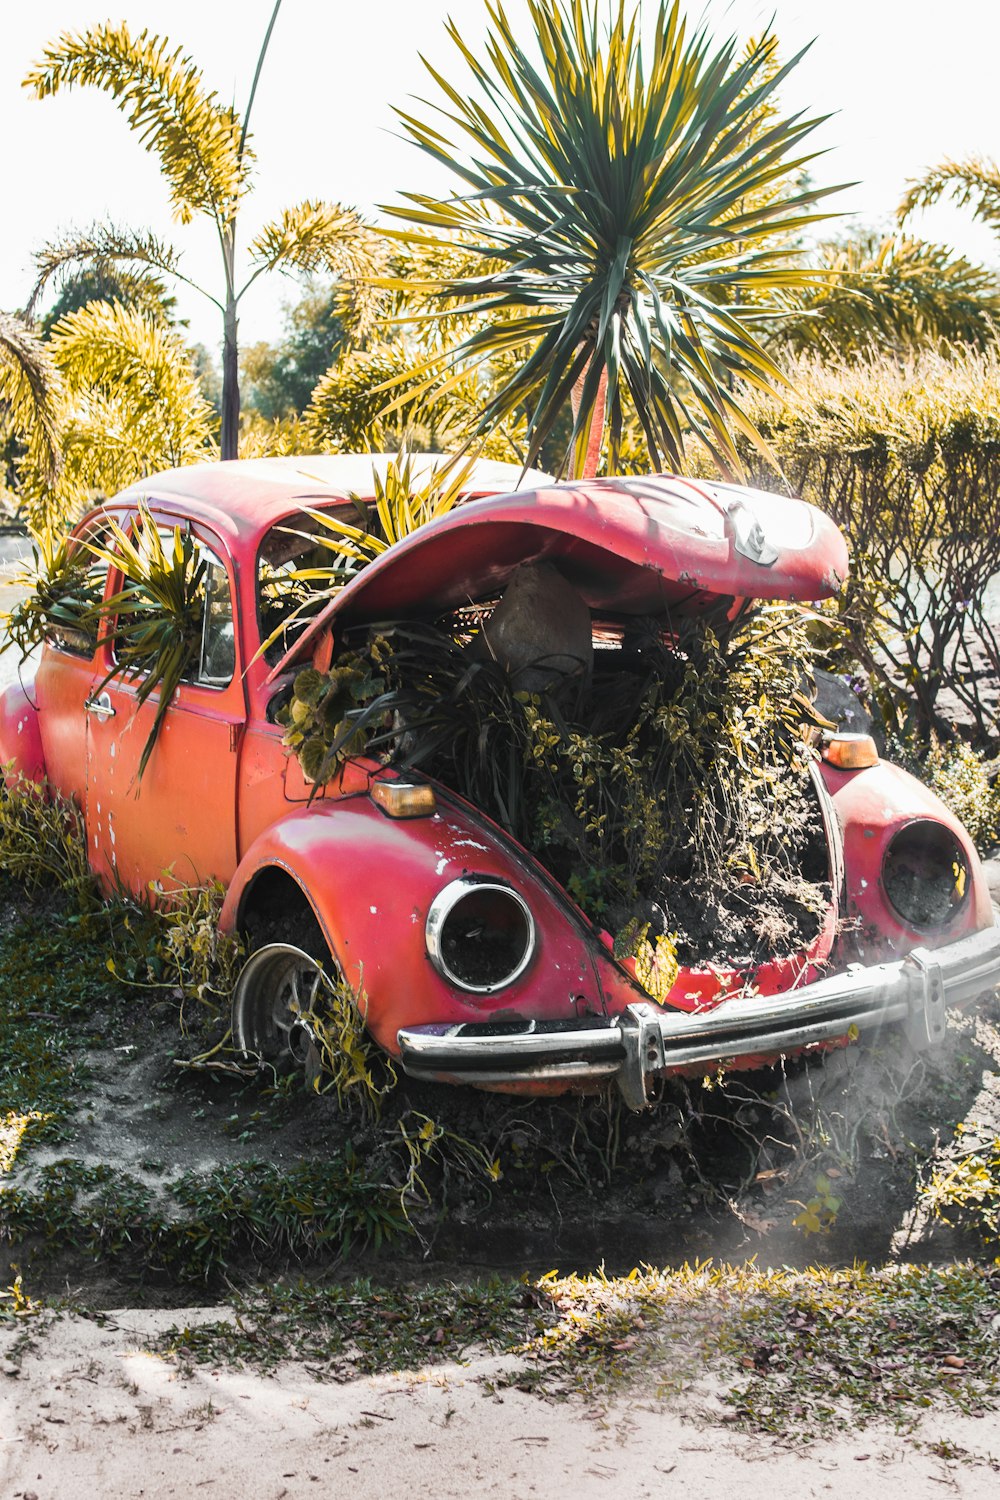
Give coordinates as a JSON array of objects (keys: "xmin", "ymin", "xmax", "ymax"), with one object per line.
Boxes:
[
  {"xmin": 882, "ymin": 820, "xmax": 969, "ymax": 929},
  {"xmin": 426, "ymin": 877, "xmax": 536, "ymax": 993}
]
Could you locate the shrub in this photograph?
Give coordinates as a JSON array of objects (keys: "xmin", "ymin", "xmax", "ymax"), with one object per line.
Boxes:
[
  {"xmin": 691, "ymin": 348, "xmax": 1000, "ymax": 745},
  {"xmin": 0, "ymin": 771, "xmax": 95, "ymax": 911}
]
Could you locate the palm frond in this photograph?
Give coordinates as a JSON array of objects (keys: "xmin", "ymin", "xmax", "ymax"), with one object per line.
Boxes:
[
  {"xmin": 304, "ymin": 342, "xmax": 424, "ymax": 451},
  {"xmin": 246, "ymin": 201, "xmax": 387, "ymax": 343},
  {"xmin": 0, "ymin": 310, "xmax": 61, "ymax": 482},
  {"xmin": 24, "ymin": 22, "xmax": 246, "ymax": 230},
  {"xmin": 387, "ymin": 0, "xmax": 841, "ymax": 477},
  {"xmin": 14, "ymin": 303, "xmax": 215, "ymax": 531},
  {"xmin": 28, "ymin": 224, "xmax": 186, "ymax": 318},
  {"xmin": 85, "ymin": 503, "xmax": 207, "ymax": 778},
  {"xmin": 900, "ymin": 155, "xmax": 1000, "ymax": 232},
  {"xmin": 768, "ymin": 231, "xmax": 1000, "ymax": 356}
]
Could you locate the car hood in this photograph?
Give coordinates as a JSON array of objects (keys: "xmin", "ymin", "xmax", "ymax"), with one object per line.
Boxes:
[{"xmin": 270, "ymin": 473, "xmax": 848, "ymax": 678}]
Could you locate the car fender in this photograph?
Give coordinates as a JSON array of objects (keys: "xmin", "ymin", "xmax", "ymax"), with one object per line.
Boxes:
[
  {"xmin": 221, "ymin": 794, "xmax": 606, "ymax": 1056},
  {"xmin": 820, "ymin": 757, "xmax": 993, "ymax": 962},
  {"xmin": 0, "ymin": 680, "xmax": 46, "ymax": 788}
]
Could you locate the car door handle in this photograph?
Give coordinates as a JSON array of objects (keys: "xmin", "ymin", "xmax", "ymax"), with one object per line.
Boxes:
[{"xmin": 84, "ymin": 691, "xmax": 116, "ymax": 720}]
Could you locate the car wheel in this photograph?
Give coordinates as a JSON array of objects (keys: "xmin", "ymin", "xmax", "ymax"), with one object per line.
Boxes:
[{"xmin": 231, "ymin": 913, "xmax": 338, "ymax": 1081}]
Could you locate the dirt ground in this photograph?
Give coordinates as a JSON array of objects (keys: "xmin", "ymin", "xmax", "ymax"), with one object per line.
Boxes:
[{"xmin": 3, "ymin": 1304, "xmax": 1000, "ymax": 1500}]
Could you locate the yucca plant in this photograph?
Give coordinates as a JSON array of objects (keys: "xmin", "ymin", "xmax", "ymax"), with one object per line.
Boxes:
[
  {"xmin": 24, "ymin": 5, "xmax": 384, "ymax": 459},
  {"xmin": 386, "ymin": 0, "xmax": 839, "ymax": 477},
  {"xmin": 85, "ymin": 502, "xmax": 207, "ymax": 777}
]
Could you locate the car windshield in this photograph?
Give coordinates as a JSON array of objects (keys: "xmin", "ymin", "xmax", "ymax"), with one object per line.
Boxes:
[{"xmin": 257, "ymin": 505, "xmax": 363, "ymax": 665}]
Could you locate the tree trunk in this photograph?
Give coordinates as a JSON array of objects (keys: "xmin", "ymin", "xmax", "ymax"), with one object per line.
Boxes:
[
  {"xmin": 569, "ymin": 364, "xmax": 607, "ymax": 480},
  {"xmin": 221, "ymin": 296, "xmax": 240, "ymax": 462}
]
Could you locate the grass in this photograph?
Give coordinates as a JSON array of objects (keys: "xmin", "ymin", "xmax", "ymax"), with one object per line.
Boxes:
[
  {"xmin": 0, "ymin": 896, "xmax": 132, "ymax": 1141},
  {"xmin": 2, "ymin": 1154, "xmax": 408, "ymax": 1284},
  {"xmin": 148, "ymin": 1260, "xmax": 1000, "ymax": 1441}
]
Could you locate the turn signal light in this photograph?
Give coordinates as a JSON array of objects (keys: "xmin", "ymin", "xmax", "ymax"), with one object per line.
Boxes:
[
  {"xmin": 822, "ymin": 733, "xmax": 879, "ymax": 770},
  {"xmin": 372, "ymin": 780, "xmax": 437, "ymax": 818}
]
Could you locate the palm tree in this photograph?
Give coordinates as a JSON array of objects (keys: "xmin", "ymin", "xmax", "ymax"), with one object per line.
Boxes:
[
  {"xmin": 767, "ymin": 230, "xmax": 1000, "ymax": 357},
  {"xmin": 24, "ymin": 4, "xmax": 382, "ymax": 460},
  {"xmin": 0, "ymin": 310, "xmax": 60, "ymax": 484},
  {"xmin": 386, "ymin": 0, "xmax": 839, "ymax": 478},
  {"xmin": 16, "ymin": 301, "xmax": 216, "ymax": 532},
  {"xmin": 900, "ymin": 156, "xmax": 1000, "ymax": 241}
]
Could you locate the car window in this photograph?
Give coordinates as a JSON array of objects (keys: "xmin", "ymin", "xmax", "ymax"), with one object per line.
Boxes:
[
  {"xmin": 45, "ymin": 524, "xmax": 110, "ymax": 660},
  {"xmin": 197, "ymin": 550, "xmax": 236, "ymax": 686},
  {"xmin": 110, "ymin": 527, "xmax": 236, "ymax": 690},
  {"xmin": 257, "ymin": 506, "xmax": 352, "ymax": 665}
]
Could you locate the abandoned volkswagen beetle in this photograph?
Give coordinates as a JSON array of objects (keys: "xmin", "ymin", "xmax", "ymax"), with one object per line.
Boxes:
[{"xmin": 3, "ymin": 454, "xmax": 999, "ymax": 1110}]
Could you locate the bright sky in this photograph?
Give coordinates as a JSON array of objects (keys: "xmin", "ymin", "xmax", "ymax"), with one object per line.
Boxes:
[{"xmin": 3, "ymin": 0, "xmax": 999, "ymax": 358}]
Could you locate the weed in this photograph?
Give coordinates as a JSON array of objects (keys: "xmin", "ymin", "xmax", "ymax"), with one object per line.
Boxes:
[
  {"xmin": 295, "ymin": 967, "xmax": 396, "ymax": 1120},
  {"xmin": 0, "ymin": 772, "xmax": 96, "ymax": 911},
  {"xmin": 919, "ymin": 1132, "xmax": 1000, "ymax": 1248}
]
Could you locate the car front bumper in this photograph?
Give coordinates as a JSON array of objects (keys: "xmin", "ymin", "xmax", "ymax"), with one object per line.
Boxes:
[{"xmin": 397, "ymin": 922, "xmax": 1000, "ymax": 1109}]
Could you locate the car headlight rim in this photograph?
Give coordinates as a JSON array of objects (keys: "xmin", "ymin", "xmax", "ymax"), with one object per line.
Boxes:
[
  {"xmin": 881, "ymin": 817, "xmax": 970, "ymax": 931},
  {"xmin": 426, "ymin": 876, "xmax": 537, "ymax": 993}
]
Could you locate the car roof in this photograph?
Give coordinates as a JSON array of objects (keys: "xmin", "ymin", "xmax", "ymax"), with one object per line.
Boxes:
[{"xmin": 112, "ymin": 454, "xmax": 553, "ymax": 548}]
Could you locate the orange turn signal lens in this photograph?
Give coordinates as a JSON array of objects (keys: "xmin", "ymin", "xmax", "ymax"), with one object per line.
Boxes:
[
  {"xmin": 822, "ymin": 733, "xmax": 879, "ymax": 770},
  {"xmin": 371, "ymin": 780, "xmax": 437, "ymax": 819}
]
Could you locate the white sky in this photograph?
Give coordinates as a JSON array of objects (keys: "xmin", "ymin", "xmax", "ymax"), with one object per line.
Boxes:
[{"xmin": 2, "ymin": 0, "xmax": 999, "ymax": 359}]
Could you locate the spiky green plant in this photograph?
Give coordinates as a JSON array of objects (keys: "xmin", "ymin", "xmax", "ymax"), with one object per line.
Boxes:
[
  {"xmin": 24, "ymin": 8, "xmax": 384, "ymax": 459},
  {"xmin": 258, "ymin": 447, "xmax": 479, "ymax": 661},
  {"xmin": 386, "ymin": 0, "xmax": 838, "ymax": 477},
  {"xmin": 1, "ymin": 527, "xmax": 102, "ymax": 662},
  {"xmin": 85, "ymin": 501, "xmax": 207, "ymax": 777}
]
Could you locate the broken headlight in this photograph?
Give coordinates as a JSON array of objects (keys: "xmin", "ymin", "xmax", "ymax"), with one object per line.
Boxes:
[{"xmin": 426, "ymin": 877, "xmax": 536, "ymax": 993}]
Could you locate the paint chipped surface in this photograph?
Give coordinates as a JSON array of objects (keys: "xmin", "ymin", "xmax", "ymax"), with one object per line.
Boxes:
[{"xmin": 435, "ymin": 856, "xmax": 449, "ymax": 875}]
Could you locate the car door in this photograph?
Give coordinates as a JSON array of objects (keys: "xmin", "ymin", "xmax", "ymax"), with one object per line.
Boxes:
[{"xmin": 85, "ymin": 524, "xmax": 245, "ymax": 895}]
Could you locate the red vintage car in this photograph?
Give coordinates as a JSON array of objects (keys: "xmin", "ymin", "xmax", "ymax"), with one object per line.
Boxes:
[{"xmin": 2, "ymin": 455, "xmax": 998, "ymax": 1108}]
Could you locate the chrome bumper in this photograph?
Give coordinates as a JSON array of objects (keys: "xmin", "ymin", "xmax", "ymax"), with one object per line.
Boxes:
[{"xmin": 397, "ymin": 922, "xmax": 1000, "ymax": 1110}]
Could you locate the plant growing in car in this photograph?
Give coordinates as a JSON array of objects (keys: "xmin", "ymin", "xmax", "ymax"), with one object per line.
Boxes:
[{"xmin": 283, "ymin": 600, "xmax": 830, "ymax": 974}]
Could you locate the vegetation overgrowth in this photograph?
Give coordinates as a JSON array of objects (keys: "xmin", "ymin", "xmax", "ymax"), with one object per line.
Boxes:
[
  {"xmin": 690, "ymin": 346, "xmax": 1000, "ymax": 744},
  {"xmin": 284, "ymin": 602, "xmax": 829, "ymax": 971},
  {"xmin": 2, "ymin": 6, "xmax": 1000, "ymax": 1434}
]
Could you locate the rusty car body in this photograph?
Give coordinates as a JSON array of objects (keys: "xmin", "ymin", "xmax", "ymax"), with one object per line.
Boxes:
[{"xmin": 2, "ymin": 454, "xmax": 999, "ymax": 1109}]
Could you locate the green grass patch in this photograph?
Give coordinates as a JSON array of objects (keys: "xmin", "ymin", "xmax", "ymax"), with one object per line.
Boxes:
[
  {"xmin": 158, "ymin": 1275, "xmax": 553, "ymax": 1376},
  {"xmin": 0, "ymin": 900, "xmax": 133, "ymax": 1139},
  {"xmin": 153, "ymin": 1262, "xmax": 1000, "ymax": 1440},
  {"xmin": 2, "ymin": 1153, "xmax": 408, "ymax": 1284}
]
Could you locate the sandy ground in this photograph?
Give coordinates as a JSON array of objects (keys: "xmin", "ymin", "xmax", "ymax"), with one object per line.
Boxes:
[{"xmin": 2, "ymin": 1307, "xmax": 1000, "ymax": 1499}]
